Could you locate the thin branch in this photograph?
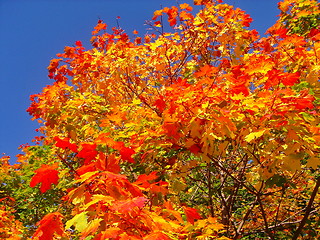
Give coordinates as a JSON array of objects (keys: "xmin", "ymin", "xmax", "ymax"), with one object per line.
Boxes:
[
  {"xmin": 257, "ymin": 189, "xmax": 275, "ymax": 240},
  {"xmin": 292, "ymin": 176, "xmax": 320, "ymax": 240}
]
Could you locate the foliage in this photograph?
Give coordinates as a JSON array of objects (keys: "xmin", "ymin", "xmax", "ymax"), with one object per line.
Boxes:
[{"xmin": 1, "ymin": 0, "xmax": 320, "ymax": 239}]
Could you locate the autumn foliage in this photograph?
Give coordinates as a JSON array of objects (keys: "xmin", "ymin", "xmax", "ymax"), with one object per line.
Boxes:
[{"xmin": 1, "ymin": 0, "xmax": 320, "ymax": 239}]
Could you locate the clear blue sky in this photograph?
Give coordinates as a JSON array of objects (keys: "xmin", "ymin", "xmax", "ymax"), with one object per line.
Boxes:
[{"xmin": 0, "ymin": 0, "xmax": 279, "ymax": 163}]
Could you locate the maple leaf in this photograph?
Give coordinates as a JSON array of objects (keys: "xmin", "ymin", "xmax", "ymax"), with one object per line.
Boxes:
[
  {"xmin": 144, "ymin": 231, "xmax": 172, "ymax": 240},
  {"xmin": 32, "ymin": 212, "xmax": 64, "ymax": 240},
  {"xmin": 54, "ymin": 136, "xmax": 78, "ymax": 152},
  {"xmin": 97, "ymin": 227, "xmax": 122, "ymax": 239},
  {"xmin": 65, "ymin": 211, "xmax": 88, "ymax": 232},
  {"xmin": 183, "ymin": 206, "xmax": 202, "ymax": 224},
  {"xmin": 134, "ymin": 171, "xmax": 158, "ymax": 185},
  {"xmin": 282, "ymin": 72, "xmax": 300, "ymax": 86},
  {"xmin": 96, "ymin": 153, "xmax": 120, "ymax": 173},
  {"xmin": 194, "ymin": 65, "xmax": 218, "ymax": 78},
  {"xmin": 110, "ymin": 140, "xmax": 135, "ymax": 163},
  {"xmin": 242, "ymin": 14, "xmax": 253, "ymax": 27},
  {"xmin": 245, "ymin": 129, "xmax": 266, "ymax": 143},
  {"xmin": 77, "ymin": 143, "xmax": 98, "ymax": 164},
  {"xmin": 112, "ymin": 197, "xmax": 148, "ymax": 213},
  {"xmin": 154, "ymin": 96, "xmax": 166, "ymax": 112},
  {"xmin": 92, "ymin": 20, "xmax": 107, "ymax": 35},
  {"xmin": 180, "ymin": 3, "xmax": 193, "ymax": 11},
  {"xmin": 30, "ymin": 163, "xmax": 59, "ymax": 193},
  {"xmin": 76, "ymin": 163, "xmax": 96, "ymax": 176},
  {"xmin": 163, "ymin": 121, "xmax": 181, "ymax": 140},
  {"xmin": 120, "ymin": 146, "xmax": 135, "ymax": 163}
]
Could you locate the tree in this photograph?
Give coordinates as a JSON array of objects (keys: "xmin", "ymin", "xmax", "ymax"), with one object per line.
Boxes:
[{"xmin": 1, "ymin": 0, "xmax": 319, "ymax": 239}]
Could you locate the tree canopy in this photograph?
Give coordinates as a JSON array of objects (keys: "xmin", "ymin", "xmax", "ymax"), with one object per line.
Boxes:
[{"xmin": 1, "ymin": 0, "xmax": 320, "ymax": 239}]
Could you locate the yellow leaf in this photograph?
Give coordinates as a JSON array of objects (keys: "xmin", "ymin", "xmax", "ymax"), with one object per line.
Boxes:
[
  {"xmin": 245, "ymin": 129, "xmax": 266, "ymax": 142},
  {"xmin": 81, "ymin": 218, "xmax": 103, "ymax": 237},
  {"xmin": 66, "ymin": 211, "xmax": 88, "ymax": 232},
  {"xmin": 132, "ymin": 98, "xmax": 142, "ymax": 105}
]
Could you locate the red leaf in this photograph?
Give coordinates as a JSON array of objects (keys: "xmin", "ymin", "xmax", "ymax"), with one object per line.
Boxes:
[
  {"xmin": 189, "ymin": 144, "xmax": 202, "ymax": 154},
  {"xmin": 30, "ymin": 163, "xmax": 59, "ymax": 193},
  {"xmin": 54, "ymin": 136, "xmax": 78, "ymax": 152},
  {"xmin": 154, "ymin": 96, "xmax": 166, "ymax": 112},
  {"xmin": 242, "ymin": 14, "xmax": 253, "ymax": 27},
  {"xmin": 75, "ymin": 40, "xmax": 82, "ymax": 47},
  {"xmin": 274, "ymin": 27, "xmax": 288, "ymax": 38},
  {"xmin": 309, "ymin": 28, "xmax": 320, "ymax": 38},
  {"xmin": 120, "ymin": 146, "xmax": 135, "ymax": 163},
  {"xmin": 77, "ymin": 143, "xmax": 98, "ymax": 164},
  {"xmin": 183, "ymin": 206, "xmax": 201, "ymax": 224},
  {"xmin": 282, "ymin": 72, "xmax": 300, "ymax": 86},
  {"xmin": 111, "ymin": 197, "xmax": 147, "ymax": 213},
  {"xmin": 32, "ymin": 212, "xmax": 64, "ymax": 240},
  {"xmin": 134, "ymin": 171, "xmax": 158, "ymax": 185},
  {"xmin": 163, "ymin": 121, "xmax": 181, "ymax": 140}
]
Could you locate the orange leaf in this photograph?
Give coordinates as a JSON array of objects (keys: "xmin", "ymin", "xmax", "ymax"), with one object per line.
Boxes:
[
  {"xmin": 143, "ymin": 231, "xmax": 171, "ymax": 240},
  {"xmin": 30, "ymin": 163, "xmax": 59, "ymax": 193},
  {"xmin": 76, "ymin": 163, "xmax": 96, "ymax": 176},
  {"xmin": 180, "ymin": 3, "xmax": 193, "ymax": 11},
  {"xmin": 92, "ymin": 20, "xmax": 107, "ymax": 35}
]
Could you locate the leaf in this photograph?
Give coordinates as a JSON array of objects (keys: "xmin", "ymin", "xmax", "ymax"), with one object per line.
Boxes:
[
  {"xmin": 143, "ymin": 231, "xmax": 171, "ymax": 240},
  {"xmin": 77, "ymin": 143, "xmax": 98, "ymax": 164},
  {"xmin": 180, "ymin": 3, "xmax": 193, "ymax": 11},
  {"xmin": 120, "ymin": 146, "xmax": 135, "ymax": 163},
  {"xmin": 92, "ymin": 20, "xmax": 107, "ymax": 35},
  {"xmin": 76, "ymin": 163, "xmax": 96, "ymax": 176},
  {"xmin": 30, "ymin": 163, "xmax": 59, "ymax": 193},
  {"xmin": 194, "ymin": 65, "xmax": 218, "ymax": 78},
  {"xmin": 163, "ymin": 121, "xmax": 181, "ymax": 140},
  {"xmin": 183, "ymin": 206, "xmax": 202, "ymax": 224},
  {"xmin": 83, "ymin": 194, "xmax": 114, "ymax": 210},
  {"xmin": 65, "ymin": 211, "xmax": 88, "ymax": 232},
  {"xmin": 81, "ymin": 219, "xmax": 103, "ymax": 238},
  {"xmin": 111, "ymin": 197, "xmax": 148, "ymax": 213},
  {"xmin": 134, "ymin": 171, "xmax": 158, "ymax": 185},
  {"xmin": 306, "ymin": 156, "xmax": 320, "ymax": 169},
  {"xmin": 99, "ymin": 227, "xmax": 122, "ymax": 239},
  {"xmin": 32, "ymin": 212, "xmax": 64, "ymax": 240},
  {"xmin": 282, "ymin": 72, "xmax": 300, "ymax": 86},
  {"xmin": 54, "ymin": 136, "xmax": 78, "ymax": 152},
  {"xmin": 245, "ymin": 129, "xmax": 266, "ymax": 143},
  {"xmin": 154, "ymin": 96, "xmax": 166, "ymax": 112},
  {"xmin": 282, "ymin": 153, "xmax": 303, "ymax": 172}
]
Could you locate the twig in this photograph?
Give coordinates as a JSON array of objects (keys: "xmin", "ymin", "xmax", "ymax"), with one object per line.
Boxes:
[{"xmin": 292, "ymin": 176, "xmax": 320, "ymax": 240}]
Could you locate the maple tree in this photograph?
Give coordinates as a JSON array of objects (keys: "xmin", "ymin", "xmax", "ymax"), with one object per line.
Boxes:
[{"xmin": 1, "ymin": 0, "xmax": 320, "ymax": 239}]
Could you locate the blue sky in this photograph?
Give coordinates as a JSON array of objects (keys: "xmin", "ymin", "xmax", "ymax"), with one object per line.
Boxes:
[{"xmin": 0, "ymin": 0, "xmax": 280, "ymax": 163}]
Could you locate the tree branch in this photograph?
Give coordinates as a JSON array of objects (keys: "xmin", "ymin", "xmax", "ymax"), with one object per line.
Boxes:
[{"xmin": 292, "ymin": 176, "xmax": 320, "ymax": 240}]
